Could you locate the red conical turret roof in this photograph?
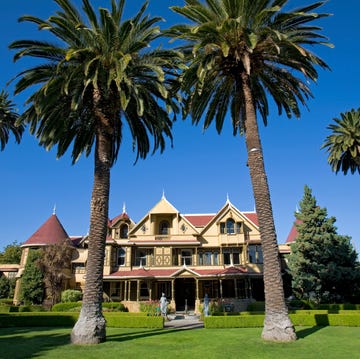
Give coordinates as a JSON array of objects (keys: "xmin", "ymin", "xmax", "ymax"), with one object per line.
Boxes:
[{"xmin": 22, "ymin": 214, "xmax": 69, "ymax": 247}]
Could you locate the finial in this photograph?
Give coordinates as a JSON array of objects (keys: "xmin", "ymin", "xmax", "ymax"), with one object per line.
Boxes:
[
  {"xmin": 162, "ymin": 189, "xmax": 166, "ymax": 199},
  {"xmin": 226, "ymin": 193, "xmax": 230, "ymax": 203},
  {"xmin": 53, "ymin": 204, "xmax": 56, "ymax": 215},
  {"xmin": 123, "ymin": 202, "xmax": 126, "ymax": 214}
]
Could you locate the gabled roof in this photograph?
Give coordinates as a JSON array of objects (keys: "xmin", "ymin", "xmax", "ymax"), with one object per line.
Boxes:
[
  {"xmin": 184, "ymin": 214, "xmax": 216, "ymax": 228},
  {"xmin": 22, "ymin": 214, "xmax": 69, "ymax": 247},
  {"xmin": 286, "ymin": 219, "xmax": 301, "ymax": 244}
]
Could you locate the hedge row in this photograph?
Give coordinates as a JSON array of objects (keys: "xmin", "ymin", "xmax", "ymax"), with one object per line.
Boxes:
[
  {"xmin": 51, "ymin": 301, "xmax": 127, "ymax": 312},
  {"xmin": 247, "ymin": 302, "xmax": 360, "ymax": 312},
  {"xmin": 0, "ymin": 305, "xmax": 45, "ymax": 313},
  {"xmin": 204, "ymin": 313, "xmax": 360, "ymax": 328},
  {"xmin": 0, "ymin": 312, "xmax": 163, "ymax": 329}
]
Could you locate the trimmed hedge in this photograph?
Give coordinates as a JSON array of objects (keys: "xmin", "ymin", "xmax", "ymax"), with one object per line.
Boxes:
[
  {"xmin": 204, "ymin": 313, "xmax": 360, "ymax": 328},
  {"xmin": 105, "ymin": 313, "xmax": 163, "ymax": 328},
  {"xmin": 51, "ymin": 301, "xmax": 127, "ymax": 312},
  {"xmin": 0, "ymin": 312, "xmax": 163, "ymax": 329},
  {"xmin": 0, "ymin": 313, "xmax": 78, "ymax": 327}
]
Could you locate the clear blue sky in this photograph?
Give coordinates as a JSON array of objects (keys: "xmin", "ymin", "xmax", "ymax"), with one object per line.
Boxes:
[{"xmin": 0, "ymin": 0, "xmax": 359, "ymax": 252}]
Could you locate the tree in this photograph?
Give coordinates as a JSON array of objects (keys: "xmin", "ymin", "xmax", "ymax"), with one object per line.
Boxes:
[
  {"xmin": 322, "ymin": 108, "xmax": 360, "ymax": 175},
  {"xmin": 0, "ymin": 90, "xmax": 24, "ymax": 151},
  {"xmin": 9, "ymin": 0, "xmax": 181, "ymax": 344},
  {"xmin": 38, "ymin": 240, "xmax": 75, "ymax": 306},
  {"xmin": 19, "ymin": 250, "xmax": 44, "ymax": 305},
  {"xmin": 288, "ymin": 185, "xmax": 360, "ymax": 303},
  {"xmin": 167, "ymin": 0, "xmax": 331, "ymax": 342},
  {"xmin": 0, "ymin": 241, "xmax": 22, "ymax": 264}
]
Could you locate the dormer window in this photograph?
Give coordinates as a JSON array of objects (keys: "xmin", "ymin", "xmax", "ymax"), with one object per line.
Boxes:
[
  {"xmin": 220, "ymin": 219, "xmax": 242, "ymax": 234},
  {"xmin": 159, "ymin": 220, "xmax": 170, "ymax": 235},
  {"xmin": 120, "ymin": 224, "xmax": 128, "ymax": 239}
]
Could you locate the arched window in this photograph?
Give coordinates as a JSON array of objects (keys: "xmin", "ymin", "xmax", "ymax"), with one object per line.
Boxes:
[
  {"xmin": 159, "ymin": 220, "xmax": 170, "ymax": 235},
  {"xmin": 120, "ymin": 224, "xmax": 128, "ymax": 239},
  {"xmin": 117, "ymin": 248, "xmax": 126, "ymax": 266},
  {"xmin": 226, "ymin": 218, "xmax": 235, "ymax": 234}
]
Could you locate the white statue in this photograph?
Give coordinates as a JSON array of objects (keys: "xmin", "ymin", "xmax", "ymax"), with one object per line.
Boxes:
[{"xmin": 160, "ymin": 292, "xmax": 168, "ymax": 316}]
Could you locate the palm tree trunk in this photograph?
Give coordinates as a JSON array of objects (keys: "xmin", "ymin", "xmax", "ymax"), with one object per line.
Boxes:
[
  {"xmin": 71, "ymin": 129, "xmax": 111, "ymax": 344},
  {"xmin": 241, "ymin": 73, "xmax": 296, "ymax": 342}
]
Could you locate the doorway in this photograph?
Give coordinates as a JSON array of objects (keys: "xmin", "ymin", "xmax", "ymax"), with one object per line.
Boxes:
[{"xmin": 175, "ymin": 278, "xmax": 195, "ymax": 311}]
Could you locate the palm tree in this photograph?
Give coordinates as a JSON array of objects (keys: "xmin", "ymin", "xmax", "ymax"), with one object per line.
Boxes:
[
  {"xmin": 322, "ymin": 108, "xmax": 360, "ymax": 175},
  {"xmin": 9, "ymin": 0, "xmax": 182, "ymax": 344},
  {"xmin": 167, "ymin": 0, "xmax": 331, "ymax": 342},
  {"xmin": 0, "ymin": 90, "xmax": 24, "ymax": 151}
]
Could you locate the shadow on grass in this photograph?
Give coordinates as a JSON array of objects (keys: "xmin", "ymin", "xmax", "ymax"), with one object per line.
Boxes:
[
  {"xmin": 106, "ymin": 326, "xmax": 195, "ymax": 343},
  {"xmin": 296, "ymin": 326, "xmax": 325, "ymax": 339},
  {"xmin": 0, "ymin": 327, "xmax": 70, "ymax": 359}
]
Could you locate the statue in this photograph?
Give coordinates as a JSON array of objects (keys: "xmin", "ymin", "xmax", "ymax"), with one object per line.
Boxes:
[
  {"xmin": 160, "ymin": 292, "xmax": 168, "ymax": 317},
  {"xmin": 203, "ymin": 293, "xmax": 209, "ymax": 316}
]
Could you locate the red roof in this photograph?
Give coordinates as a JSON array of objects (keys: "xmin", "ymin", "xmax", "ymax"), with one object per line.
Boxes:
[
  {"xmin": 109, "ymin": 212, "xmax": 130, "ymax": 226},
  {"xmin": 105, "ymin": 266, "xmax": 249, "ymax": 279},
  {"xmin": 243, "ymin": 212, "xmax": 259, "ymax": 226},
  {"xmin": 22, "ymin": 214, "xmax": 69, "ymax": 247},
  {"xmin": 184, "ymin": 215, "xmax": 215, "ymax": 227},
  {"xmin": 286, "ymin": 219, "xmax": 301, "ymax": 244}
]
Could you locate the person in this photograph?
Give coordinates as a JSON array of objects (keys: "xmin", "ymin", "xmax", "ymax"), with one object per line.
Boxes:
[
  {"xmin": 203, "ymin": 293, "xmax": 209, "ymax": 316},
  {"xmin": 160, "ymin": 292, "xmax": 168, "ymax": 317}
]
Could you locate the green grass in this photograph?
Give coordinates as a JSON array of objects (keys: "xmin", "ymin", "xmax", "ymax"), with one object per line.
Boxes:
[{"xmin": 1, "ymin": 327, "xmax": 360, "ymax": 359}]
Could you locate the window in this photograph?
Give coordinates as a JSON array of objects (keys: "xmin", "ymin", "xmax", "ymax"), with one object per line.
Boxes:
[
  {"xmin": 120, "ymin": 224, "xmax": 128, "ymax": 239},
  {"xmin": 135, "ymin": 249, "xmax": 147, "ymax": 266},
  {"xmin": 198, "ymin": 251, "xmax": 212, "ymax": 265},
  {"xmin": 117, "ymin": 248, "xmax": 126, "ymax": 266},
  {"xmin": 248, "ymin": 245, "xmax": 263, "ymax": 264},
  {"xmin": 223, "ymin": 248, "xmax": 241, "ymax": 265},
  {"xmin": 226, "ymin": 219, "xmax": 235, "ymax": 234},
  {"xmin": 181, "ymin": 250, "xmax": 192, "ymax": 265},
  {"xmin": 220, "ymin": 220, "xmax": 242, "ymax": 234},
  {"xmin": 159, "ymin": 220, "xmax": 170, "ymax": 235}
]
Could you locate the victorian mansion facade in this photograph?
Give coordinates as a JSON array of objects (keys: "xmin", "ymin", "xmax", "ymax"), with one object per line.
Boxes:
[{"xmin": 14, "ymin": 195, "xmax": 266, "ymax": 313}]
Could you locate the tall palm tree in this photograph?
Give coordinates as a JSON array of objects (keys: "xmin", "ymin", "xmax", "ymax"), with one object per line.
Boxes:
[
  {"xmin": 9, "ymin": 0, "xmax": 182, "ymax": 344},
  {"xmin": 167, "ymin": 0, "xmax": 331, "ymax": 341},
  {"xmin": 322, "ymin": 108, "xmax": 360, "ymax": 175},
  {"xmin": 0, "ymin": 90, "xmax": 24, "ymax": 151}
]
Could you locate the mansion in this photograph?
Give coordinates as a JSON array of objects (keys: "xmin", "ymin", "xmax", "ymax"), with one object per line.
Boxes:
[{"xmin": 10, "ymin": 195, "xmax": 288, "ymax": 313}]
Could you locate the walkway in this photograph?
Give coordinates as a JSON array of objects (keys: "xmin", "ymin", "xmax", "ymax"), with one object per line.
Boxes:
[{"xmin": 164, "ymin": 313, "xmax": 204, "ymax": 329}]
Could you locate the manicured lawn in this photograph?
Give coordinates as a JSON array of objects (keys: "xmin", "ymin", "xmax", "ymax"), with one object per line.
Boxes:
[{"xmin": 1, "ymin": 326, "xmax": 359, "ymax": 359}]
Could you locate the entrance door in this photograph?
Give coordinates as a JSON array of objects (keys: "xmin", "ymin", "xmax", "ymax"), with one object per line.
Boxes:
[{"xmin": 175, "ymin": 278, "xmax": 195, "ymax": 311}]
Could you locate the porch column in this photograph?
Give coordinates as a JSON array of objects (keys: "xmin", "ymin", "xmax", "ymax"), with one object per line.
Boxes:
[
  {"xmin": 136, "ymin": 280, "xmax": 140, "ymax": 302},
  {"xmin": 171, "ymin": 279, "xmax": 175, "ymax": 301},
  {"xmin": 234, "ymin": 278, "xmax": 238, "ymax": 299},
  {"xmin": 195, "ymin": 279, "xmax": 199, "ymax": 300},
  {"xmin": 124, "ymin": 281, "xmax": 128, "ymax": 301},
  {"xmin": 148, "ymin": 280, "xmax": 152, "ymax": 300},
  {"xmin": 219, "ymin": 279, "xmax": 223, "ymax": 299}
]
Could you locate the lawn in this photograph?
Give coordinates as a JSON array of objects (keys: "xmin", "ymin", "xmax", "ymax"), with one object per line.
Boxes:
[{"xmin": 1, "ymin": 326, "xmax": 359, "ymax": 359}]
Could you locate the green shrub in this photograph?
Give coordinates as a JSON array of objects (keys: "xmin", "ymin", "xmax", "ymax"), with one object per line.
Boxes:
[
  {"xmin": 0, "ymin": 312, "xmax": 79, "ymax": 327},
  {"xmin": 204, "ymin": 315, "xmax": 265, "ymax": 328},
  {"xmin": 61, "ymin": 289, "xmax": 82, "ymax": 303},
  {"xmin": 204, "ymin": 312, "xmax": 360, "ymax": 328},
  {"xmin": 51, "ymin": 302, "xmax": 81, "ymax": 312},
  {"xmin": 0, "ymin": 298, "xmax": 14, "ymax": 305},
  {"xmin": 246, "ymin": 302, "xmax": 265, "ymax": 312},
  {"xmin": 19, "ymin": 305, "xmax": 46, "ymax": 312},
  {"xmin": 0, "ymin": 312, "xmax": 163, "ymax": 328},
  {"xmin": 102, "ymin": 302, "xmax": 127, "ymax": 312},
  {"xmin": 104, "ymin": 313, "xmax": 163, "ymax": 328},
  {"xmin": 0, "ymin": 305, "xmax": 19, "ymax": 313}
]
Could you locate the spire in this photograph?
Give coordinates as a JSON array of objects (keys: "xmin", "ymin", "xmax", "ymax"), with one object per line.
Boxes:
[
  {"xmin": 122, "ymin": 202, "xmax": 126, "ymax": 214},
  {"xmin": 52, "ymin": 204, "xmax": 56, "ymax": 215},
  {"xmin": 162, "ymin": 189, "xmax": 166, "ymax": 199},
  {"xmin": 226, "ymin": 193, "xmax": 230, "ymax": 203}
]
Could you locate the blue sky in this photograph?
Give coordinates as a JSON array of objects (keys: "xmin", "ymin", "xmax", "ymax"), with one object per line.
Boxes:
[{"xmin": 0, "ymin": 0, "xmax": 359, "ymax": 252}]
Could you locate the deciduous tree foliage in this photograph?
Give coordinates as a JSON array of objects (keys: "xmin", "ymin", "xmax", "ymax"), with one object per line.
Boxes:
[
  {"xmin": 0, "ymin": 241, "xmax": 21, "ymax": 264},
  {"xmin": 38, "ymin": 240, "xmax": 75, "ymax": 306},
  {"xmin": 288, "ymin": 185, "xmax": 360, "ymax": 303}
]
